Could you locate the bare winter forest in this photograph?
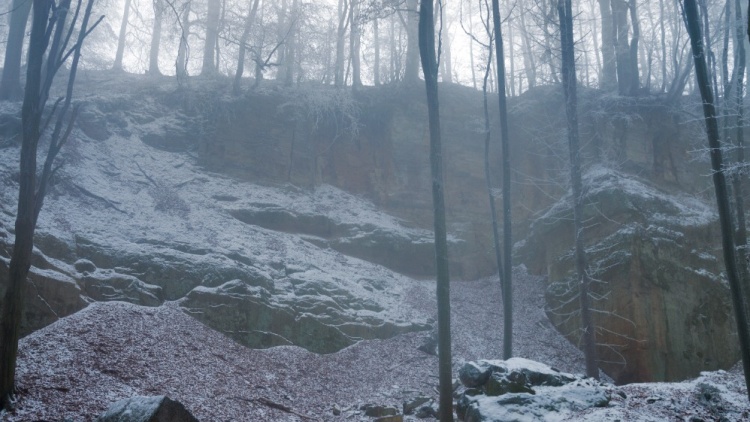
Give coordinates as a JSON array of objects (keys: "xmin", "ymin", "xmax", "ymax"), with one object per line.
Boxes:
[{"xmin": 1, "ymin": 0, "xmax": 750, "ymax": 421}]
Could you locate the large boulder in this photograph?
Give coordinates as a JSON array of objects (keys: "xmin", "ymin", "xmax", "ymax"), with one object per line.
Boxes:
[
  {"xmin": 456, "ymin": 358, "xmax": 610, "ymax": 422},
  {"xmin": 520, "ymin": 168, "xmax": 738, "ymax": 383},
  {"xmin": 96, "ymin": 395, "xmax": 198, "ymax": 422}
]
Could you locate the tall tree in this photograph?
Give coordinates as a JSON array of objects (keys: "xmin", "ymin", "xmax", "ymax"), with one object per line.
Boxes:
[
  {"xmin": 491, "ymin": 0, "xmax": 514, "ymax": 359},
  {"xmin": 176, "ymin": 0, "xmax": 192, "ymax": 81},
  {"xmin": 351, "ymin": 0, "xmax": 363, "ymax": 88},
  {"xmin": 373, "ymin": 16, "xmax": 381, "ymax": 85},
  {"xmin": 558, "ymin": 0, "xmax": 600, "ymax": 380},
  {"xmin": 233, "ymin": 0, "xmax": 262, "ymax": 93},
  {"xmin": 113, "ymin": 0, "xmax": 133, "ymax": 72},
  {"xmin": 149, "ymin": 0, "xmax": 165, "ymax": 75},
  {"xmin": 405, "ymin": 0, "xmax": 421, "ymax": 84},
  {"xmin": 1, "ymin": 0, "xmax": 100, "ymax": 409},
  {"xmin": 612, "ymin": 0, "xmax": 635, "ymax": 94},
  {"xmin": 335, "ymin": 0, "xmax": 349, "ymax": 86},
  {"xmin": 203, "ymin": 0, "xmax": 221, "ymax": 75},
  {"xmin": 418, "ymin": 0, "xmax": 453, "ymax": 419},
  {"xmin": 0, "ymin": 0, "xmax": 32, "ymax": 100},
  {"xmin": 684, "ymin": 0, "xmax": 750, "ymax": 401}
]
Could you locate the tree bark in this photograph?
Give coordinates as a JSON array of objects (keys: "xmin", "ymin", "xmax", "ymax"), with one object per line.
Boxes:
[
  {"xmin": 627, "ymin": 0, "xmax": 640, "ymax": 95},
  {"xmin": 373, "ymin": 17, "xmax": 381, "ymax": 85},
  {"xmin": 0, "ymin": 0, "xmax": 32, "ymax": 100},
  {"xmin": 1, "ymin": 0, "xmax": 95, "ymax": 408},
  {"xmin": 418, "ymin": 1, "xmax": 452, "ymax": 420},
  {"xmin": 684, "ymin": 0, "xmax": 750, "ymax": 401},
  {"xmin": 176, "ymin": 0, "xmax": 192, "ymax": 81},
  {"xmin": 233, "ymin": 0, "xmax": 261, "ymax": 94},
  {"xmin": 559, "ymin": 0, "xmax": 600, "ymax": 380},
  {"xmin": 148, "ymin": 0, "xmax": 164, "ymax": 75},
  {"xmin": 202, "ymin": 0, "xmax": 221, "ymax": 75},
  {"xmin": 113, "ymin": 0, "xmax": 132, "ymax": 72},
  {"xmin": 491, "ymin": 0, "xmax": 514, "ymax": 360},
  {"xmin": 598, "ymin": 0, "xmax": 617, "ymax": 90},
  {"xmin": 350, "ymin": 0, "xmax": 362, "ymax": 88},
  {"xmin": 335, "ymin": 0, "xmax": 348, "ymax": 86},
  {"xmin": 405, "ymin": 0, "xmax": 420, "ymax": 84}
]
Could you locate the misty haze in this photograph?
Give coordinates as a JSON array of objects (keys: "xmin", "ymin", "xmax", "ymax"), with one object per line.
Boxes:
[{"xmin": 0, "ymin": 0, "xmax": 749, "ymax": 420}]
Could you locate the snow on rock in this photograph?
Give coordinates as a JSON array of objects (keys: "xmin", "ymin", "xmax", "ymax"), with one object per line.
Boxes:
[
  {"xmin": 96, "ymin": 395, "xmax": 198, "ymax": 422},
  {"xmin": 0, "ymin": 94, "xmax": 435, "ymax": 351},
  {"xmin": 456, "ymin": 358, "xmax": 609, "ymax": 422}
]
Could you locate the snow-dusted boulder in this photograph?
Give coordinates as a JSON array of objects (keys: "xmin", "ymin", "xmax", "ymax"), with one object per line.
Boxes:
[
  {"xmin": 456, "ymin": 358, "xmax": 609, "ymax": 422},
  {"xmin": 96, "ymin": 395, "xmax": 198, "ymax": 422},
  {"xmin": 519, "ymin": 168, "xmax": 739, "ymax": 384}
]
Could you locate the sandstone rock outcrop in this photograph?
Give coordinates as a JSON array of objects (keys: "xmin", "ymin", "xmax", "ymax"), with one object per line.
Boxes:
[{"xmin": 520, "ymin": 168, "xmax": 738, "ymax": 384}]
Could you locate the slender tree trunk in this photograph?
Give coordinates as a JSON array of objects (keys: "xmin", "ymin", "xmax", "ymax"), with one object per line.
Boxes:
[
  {"xmin": 2, "ymin": 0, "xmax": 95, "ymax": 408},
  {"xmin": 468, "ymin": 0, "xmax": 477, "ymax": 89},
  {"xmin": 350, "ymin": 0, "xmax": 362, "ymax": 88},
  {"xmin": 283, "ymin": 0, "xmax": 298, "ymax": 86},
  {"xmin": 405, "ymin": 0, "xmax": 420, "ymax": 84},
  {"xmin": 176, "ymin": 0, "xmax": 192, "ymax": 81},
  {"xmin": 508, "ymin": 16, "xmax": 515, "ymax": 96},
  {"xmin": 335, "ymin": 0, "xmax": 348, "ymax": 86},
  {"xmin": 558, "ymin": 0, "xmax": 600, "ymax": 380},
  {"xmin": 418, "ymin": 1, "xmax": 452, "ymax": 419},
  {"xmin": 374, "ymin": 17, "xmax": 381, "ymax": 85},
  {"xmin": 519, "ymin": 6, "xmax": 536, "ymax": 90},
  {"xmin": 113, "ymin": 0, "xmax": 133, "ymax": 72},
  {"xmin": 612, "ymin": 0, "xmax": 633, "ymax": 95},
  {"xmin": 732, "ymin": 0, "xmax": 750, "ymax": 318},
  {"xmin": 491, "ymin": 0, "xmax": 513, "ymax": 360},
  {"xmin": 0, "ymin": 0, "xmax": 32, "ymax": 100},
  {"xmin": 202, "ymin": 0, "xmax": 221, "ymax": 75},
  {"xmin": 598, "ymin": 0, "xmax": 617, "ymax": 90},
  {"xmin": 481, "ymin": 35, "xmax": 505, "ymax": 352},
  {"xmin": 659, "ymin": 0, "xmax": 667, "ymax": 91},
  {"xmin": 233, "ymin": 0, "xmax": 261, "ymax": 94},
  {"xmin": 149, "ymin": 0, "xmax": 164, "ymax": 75},
  {"xmin": 628, "ymin": 0, "xmax": 640, "ymax": 95},
  {"xmin": 685, "ymin": 0, "xmax": 750, "ymax": 401}
]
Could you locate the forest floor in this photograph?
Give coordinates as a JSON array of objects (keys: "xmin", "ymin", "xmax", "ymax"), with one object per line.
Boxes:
[{"xmin": 1, "ymin": 268, "xmax": 747, "ymax": 421}]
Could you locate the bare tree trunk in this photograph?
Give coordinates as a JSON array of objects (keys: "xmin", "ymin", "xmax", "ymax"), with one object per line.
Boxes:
[
  {"xmin": 508, "ymin": 15, "xmax": 515, "ymax": 96},
  {"xmin": 418, "ymin": 1, "xmax": 452, "ymax": 419},
  {"xmin": 519, "ymin": 5, "xmax": 536, "ymax": 90},
  {"xmin": 659, "ymin": 0, "xmax": 667, "ymax": 91},
  {"xmin": 491, "ymin": 0, "xmax": 514, "ymax": 360},
  {"xmin": 350, "ymin": 0, "xmax": 362, "ymax": 88},
  {"xmin": 1, "ymin": 0, "xmax": 97, "ymax": 408},
  {"xmin": 405, "ymin": 0, "xmax": 420, "ymax": 84},
  {"xmin": 598, "ymin": 0, "xmax": 617, "ymax": 90},
  {"xmin": 373, "ymin": 17, "xmax": 381, "ymax": 85},
  {"xmin": 467, "ymin": 0, "xmax": 477, "ymax": 89},
  {"xmin": 202, "ymin": 0, "xmax": 221, "ymax": 75},
  {"xmin": 283, "ymin": 0, "xmax": 298, "ymax": 86},
  {"xmin": 113, "ymin": 0, "xmax": 133, "ymax": 72},
  {"xmin": 628, "ymin": 0, "xmax": 640, "ymax": 95},
  {"xmin": 481, "ymin": 29, "xmax": 505, "ymax": 362},
  {"xmin": 149, "ymin": 0, "xmax": 164, "ymax": 75},
  {"xmin": 233, "ymin": 0, "xmax": 261, "ymax": 94},
  {"xmin": 612, "ymin": 0, "xmax": 634, "ymax": 95},
  {"xmin": 335, "ymin": 0, "xmax": 348, "ymax": 86},
  {"xmin": 684, "ymin": 0, "xmax": 750, "ymax": 401},
  {"xmin": 0, "ymin": 0, "xmax": 32, "ymax": 100},
  {"xmin": 558, "ymin": 0, "xmax": 600, "ymax": 380},
  {"xmin": 176, "ymin": 0, "xmax": 192, "ymax": 81},
  {"xmin": 731, "ymin": 0, "xmax": 750, "ymax": 319}
]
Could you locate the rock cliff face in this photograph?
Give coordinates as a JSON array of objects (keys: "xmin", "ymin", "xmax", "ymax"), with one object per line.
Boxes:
[
  {"xmin": 0, "ymin": 75, "xmax": 735, "ymax": 384},
  {"xmin": 520, "ymin": 168, "xmax": 737, "ymax": 384}
]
